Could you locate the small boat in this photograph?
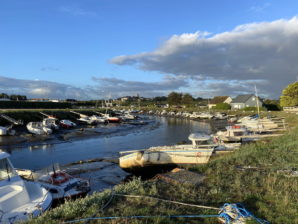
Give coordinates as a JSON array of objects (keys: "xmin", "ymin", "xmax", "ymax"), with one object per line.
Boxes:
[
  {"xmin": 119, "ymin": 134, "xmax": 239, "ymax": 171},
  {"xmin": 60, "ymin": 120, "xmax": 77, "ymax": 129},
  {"xmin": 89, "ymin": 115, "xmax": 108, "ymax": 124},
  {"xmin": 0, "ymin": 151, "xmax": 52, "ymax": 223},
  {"xmin": 97, "ymin": 113, "xmax": 121, "ymax": 123},
  {"xmin": 42, "ymin": 118, "xmax": 59, "ymax": 130},
  {"xmin": 26, "ymin": 122, "xmax": 52, "ymax": 135},
  {"xmin": 0, "ymin": 125, "xmax": 16, "ymax": 136},
  {"xmin": 16, "ymin": 164, "xmax": 90, "ymax": 201}
]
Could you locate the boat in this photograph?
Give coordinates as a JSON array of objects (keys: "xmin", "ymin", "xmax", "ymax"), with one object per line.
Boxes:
[
  {"xmin": 59, "ymin": 119, "xmax": 77, "ymax": 129},
  {"xmin": 0, "ymin": 151, "xmax": 52, "ymax": 223},
  {"xmin": 26, "ymin": 122, "xmax": 52, "ymax": 135},
  {"xmin": 42, "ymin": 117, "xmax": 59, "ymax": 130},
  {"xmin": 0, "ymin": 125, "xmax": 16, "ymax": 136},
  {"xmin": 89, "ymin": 115, "xmax": 108, "ymax": 124},
  {"xmin": 16, "ymin": 164, "xmax": 90, "ymax": 201},
  {"xmin": 119, "ymin": 133, "xmax": 239, "ymax": 171},
  {"xmin": 216, "ymin": 124, "xmax": 283, "ymax": 142},
  {"xmin": 96, "ymin": 112, "xmax": 120, "ymax": 123}
]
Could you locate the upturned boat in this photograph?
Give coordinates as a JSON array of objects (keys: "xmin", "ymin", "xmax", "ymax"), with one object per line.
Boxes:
[{"xmin": 0, "ymin": 151, "xmax": 52, "ymax": 223}]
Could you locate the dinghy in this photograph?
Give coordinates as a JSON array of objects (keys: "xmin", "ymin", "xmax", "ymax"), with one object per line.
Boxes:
[
  {"xmin": 0, "ymin": 151, "xmax": 52, "ymax": 223},
  {"xmin": 26, "ymin": 122, "xmax": 52, "ymax": 135}
]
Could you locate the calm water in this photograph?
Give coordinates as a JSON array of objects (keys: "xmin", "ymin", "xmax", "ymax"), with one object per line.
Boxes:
[{"xmin": 5, "ymin": 117, "xmax": 212, "ymax": 170}]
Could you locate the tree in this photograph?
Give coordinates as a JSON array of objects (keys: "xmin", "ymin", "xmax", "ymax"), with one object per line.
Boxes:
[
  {"xmin": 181, "ymin": 93, "xmax": 194, "ymax": 106},
  {"xmin": 0, "ymin": 93, "xmax": 9, "ymax": 99},
  {"xmin": 167, "ymin": 92, "xmax": 182, "ymax": 106},
  {"xmin": 280, "ymin": 82, "xmax": 298, "ymax": 107}
]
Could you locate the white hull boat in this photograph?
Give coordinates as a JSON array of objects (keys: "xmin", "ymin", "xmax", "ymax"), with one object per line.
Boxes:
[
  {"xmin": 119, "ymin": 134, "xmax": 240, "ymax": 170},
  {"xmin": 26, "ymin": 122, "xmax": 52, "ymax": 135},
  {"xmin": 0, "ymin": 126, "xmax": 16, "ymax": 136},
  {"xmin": 42, "ymin": 118, "xmax": 59, "ymax": 130},
  {"xmin": 0, "ymin": 151, "xmax": 52, "ymax": 224},
  {"xmin": 16, "ymin": 164, "xmax": 90, "ymax": 201}
]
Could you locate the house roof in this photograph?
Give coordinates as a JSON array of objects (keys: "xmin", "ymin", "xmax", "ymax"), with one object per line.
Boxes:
[
  {"xmin": 209, "ymin": 96, "xmax": 230, "ymax": 104},
  {"xmin": 231, "ymin": 94, "xmax": 255, "ymax": 103}
]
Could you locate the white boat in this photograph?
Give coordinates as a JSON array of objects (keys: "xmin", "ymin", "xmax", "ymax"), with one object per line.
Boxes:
[
  {"xmin": 0, "ymin": 151, "xmax": 52, "ymax": 223},
  {"xmin": 60, "ymin": 120, "xmax": 77, "ymax": 129},
  {"xmin": 77, "ymin": 117, "xmax": 96, "ymax": 125},
  {"xmin": 89, "ymin": 115, "xmax": 108, "ymax": 124},
  {"xmin": 42, "ymin": 118, "xmax": 59, "ymax": 130},
  {"xmin": 16, "ymin": 164, "xmax": 90, "ymax": 201},
  {"xmin": 119, "ymin": 134, "xmax": 239, "ymax": 170},
  {"xmin": 198, "ymin": 112, "xmax": 214, "ymax": 119},
  {"xmin": 26, "ymin": 122, "xmax": 53, "ymax": 135},
  {"xmin": 0, "ymin": 126, "xmax": 16, "ymax": 136}
]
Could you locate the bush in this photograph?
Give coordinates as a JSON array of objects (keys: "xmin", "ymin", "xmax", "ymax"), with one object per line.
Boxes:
[
  {"xmin": 214, "ymin": 103, "xmax": 231, "ymax": 110},
  {"xmin": 243, "ymin": 106, "xmax": 266, "ymax": 111}
]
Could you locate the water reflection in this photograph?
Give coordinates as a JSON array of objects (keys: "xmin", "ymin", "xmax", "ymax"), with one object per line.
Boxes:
[{"xmin": 29, "ymin": 144, "xmax": 53, "ymax": 151}]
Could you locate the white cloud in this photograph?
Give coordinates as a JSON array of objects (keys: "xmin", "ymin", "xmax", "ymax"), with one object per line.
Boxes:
[
  {"xmin": 111, "ymin": 17, "xmax": 298, "ymax": 98},
  {"xmin": 0, "ymin": 76, "xmax": 92, "ymax": 99}
]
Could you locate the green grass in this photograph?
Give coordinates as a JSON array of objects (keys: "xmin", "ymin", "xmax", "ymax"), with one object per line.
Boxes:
[{"xmin": 26, "ymin": 122, "xmax": 298, "ymax": 224}]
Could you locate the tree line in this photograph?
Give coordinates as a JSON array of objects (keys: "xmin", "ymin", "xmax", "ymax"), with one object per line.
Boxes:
[{"xmin": 0, "ymin": 93, "xmax": 27, "ymax": 101}]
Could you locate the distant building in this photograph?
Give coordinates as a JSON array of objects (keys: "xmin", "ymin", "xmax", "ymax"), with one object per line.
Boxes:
[
  {"xmin": 230, "ymin": 94, "xmax": 263, "ymax": 110},
  {"xmin": 208, "ymin": 96, "xmax": 232, "ymax": 109}
]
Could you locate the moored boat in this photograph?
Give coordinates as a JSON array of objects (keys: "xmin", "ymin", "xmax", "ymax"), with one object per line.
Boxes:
[
  {"xmin": 60, "ymin": 119, "xmax": 77, "ymax": 129},
  {"xmin": 119, "ymin": 133, "xmax": 239, "ymax": 172},
  {"xmin": 26, "ymin": 122, "xmax": 53, "ymax": 135},
  {"xmin": 16, "ymin": 164, "xmax": 90, "ymax": 201},
  {"xmin": 0, "ymin": 126, "xmax": 16, "ymax": 136},
  {"xmin": 0, "ymin": 151, "xmax": 52, "ymax": 223}
]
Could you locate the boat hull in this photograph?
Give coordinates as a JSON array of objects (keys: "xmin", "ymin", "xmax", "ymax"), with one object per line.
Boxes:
[{"xmin": 119, "ymin": 148, "xmax": 214, "ymax": 170}]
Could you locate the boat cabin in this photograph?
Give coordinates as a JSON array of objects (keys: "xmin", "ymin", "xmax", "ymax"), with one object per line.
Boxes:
[
  {"xmin": 0, "ymin": 152, "xmax": 18, "ymax": 184},
  {"xmin": 188, "ymin": 133, "xmax": 213, "ymax": 146}
]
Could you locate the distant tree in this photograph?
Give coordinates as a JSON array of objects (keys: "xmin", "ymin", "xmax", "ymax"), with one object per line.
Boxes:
[
  {"xmin": 181, "ymin": 93, "xmax": 194, "ymax": 106},
  {"xmin": 167, "ymin": 92, "xmax": 182, "ymax": 105},
  {"xmin": 280, "ymin": 82, "xmax": 298, "ymax": 107},
  {"xmin": 263, "ymin": 99, "xmax": 281, "ymax": 111},
  {"xmin": 214, "ymin": 103, "xmax": 231, "ymax": 110},
  {"xmin": 153, "ymin": 96, "xmax": 167, "ymax": 102},
  {"xmin": 0, "ymin": 93, "xmax": 9, "ymax": 99}
]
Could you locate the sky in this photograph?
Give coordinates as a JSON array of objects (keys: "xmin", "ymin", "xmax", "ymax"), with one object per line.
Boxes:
[{"xmin": 0, "ymin": 0, "xmax": 298, "ymax": 99}]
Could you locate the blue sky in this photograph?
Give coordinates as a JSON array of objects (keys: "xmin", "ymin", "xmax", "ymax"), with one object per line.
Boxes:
[{"xmin": 0, "ymin": 0, "xmax": 298, "ymax": 99}]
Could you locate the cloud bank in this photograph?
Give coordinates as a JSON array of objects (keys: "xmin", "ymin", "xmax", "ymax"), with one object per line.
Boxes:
[
  {"xmin": 111, "ymin": 17, "xmax": 298, "ymax": 97},
  {"xmin": 0, "ymin": 76, "xmax": 90, "ymax": 99},
  {"xmin": 0, "ymin": 75, "xmax": 187, "ymax": 99}
]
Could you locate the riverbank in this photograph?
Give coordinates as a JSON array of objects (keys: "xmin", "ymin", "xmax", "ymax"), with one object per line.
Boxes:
[{"xmin": 25, "ymin": 113, "xmax": 298, "ymax": 224}]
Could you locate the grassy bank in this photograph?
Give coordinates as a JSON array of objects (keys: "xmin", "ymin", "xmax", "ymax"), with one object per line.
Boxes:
[{"xmin": 26, "ymin": 113, "xmax": 298, "ymax": 224}]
